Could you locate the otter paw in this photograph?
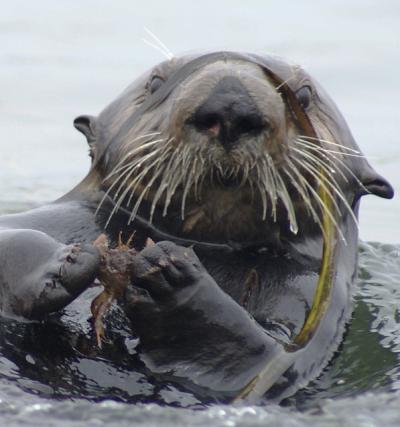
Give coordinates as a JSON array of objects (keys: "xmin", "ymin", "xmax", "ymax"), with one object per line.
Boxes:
[
  {"xmin": 121, "ymin": 241, "xmax": 206, "ymax": 319},
  {"xmin": 29, "ymin": 243, "xmax": 100, "ymax": 318},
  {"xmin": 58, "ymin": 243, "xmax": 100, "ymax": 296},
  {"xmin": 132, "ymin": 241, "xmax": 204, "ymax": 295}
]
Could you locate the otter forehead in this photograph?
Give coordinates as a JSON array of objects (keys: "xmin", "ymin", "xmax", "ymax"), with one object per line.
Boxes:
[
  {"xmin": 168, "ymin": 60, "xmax": 288, "ymax": 153},
  {"xmin": 96, "ymin": 52, "xmax": 308, "ymax": 139},
  {"xmin": 154, "ymin": 53, "xmax": 303, "ymax": 87},
  {"xmin": 169, "ymin": 60, "xmax": 286, "ymax": 120},
  {"xmin": 170, "ymin": 59, "xmax": 277, "ymax": 89},
  {"xmin": 97, "ymin": 53, "xmax": 310, "ymax": 163}
]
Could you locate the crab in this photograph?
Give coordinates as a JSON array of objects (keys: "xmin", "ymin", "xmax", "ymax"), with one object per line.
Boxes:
[{"xmin": 91, "ymin": 233, "xmax": 139, "ymax": 347}]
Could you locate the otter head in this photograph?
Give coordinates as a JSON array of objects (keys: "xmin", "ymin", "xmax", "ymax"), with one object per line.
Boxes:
[{"xmin": 74, "ymin": 52, "xmax": 394, "ymax": 247}]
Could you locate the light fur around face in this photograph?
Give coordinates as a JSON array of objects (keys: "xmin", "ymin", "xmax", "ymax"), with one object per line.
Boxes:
[{"xmin": 88, "ymin": 53, "xmax": 389, "ymax": 245}]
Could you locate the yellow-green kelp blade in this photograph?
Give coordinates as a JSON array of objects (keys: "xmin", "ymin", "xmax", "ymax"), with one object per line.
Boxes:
[{"xmin": 234, "ymin": 180, "xmax": 337, "ymax": 403}]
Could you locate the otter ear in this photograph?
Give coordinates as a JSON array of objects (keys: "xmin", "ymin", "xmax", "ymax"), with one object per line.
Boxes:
[
  {"xmin": 359, "ymin": 169, "xmax": 394, "ymax": 199},
  {"xmin": 73, "ymin": 115, "xmax": 97, "ymax": 143}
]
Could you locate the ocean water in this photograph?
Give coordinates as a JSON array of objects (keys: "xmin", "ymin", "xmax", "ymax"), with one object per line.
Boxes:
[{"xmin": 0, "ymin": 1, "xmax": 399, "ymax": 426}]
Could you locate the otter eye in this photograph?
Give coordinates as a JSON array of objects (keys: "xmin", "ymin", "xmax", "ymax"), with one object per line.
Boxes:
[
  {"xmin": 296, "ymin": 85, "xmax": 312, "ymax": 110},
  {"xmin": 149, "ymin": 75, "xmax": 164, "ymax": 94}
]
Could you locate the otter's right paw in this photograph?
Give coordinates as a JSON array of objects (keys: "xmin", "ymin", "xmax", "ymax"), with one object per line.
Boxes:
[
  {"xmin": 0, "ymin": 229, "xmax": 101, "ymax": 319},
  {"xmin": 58, "ymin": 243, "xmax": 100, "ymax": 297},
  {"xmin": 29, "ymin": 243, "xmax": 101, "ymax": 318}
]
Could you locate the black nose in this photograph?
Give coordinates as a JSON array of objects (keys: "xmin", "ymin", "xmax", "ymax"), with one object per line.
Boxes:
[{"xmin": 190, "ymin": 76, "xmax": 266, "ymax": 149}]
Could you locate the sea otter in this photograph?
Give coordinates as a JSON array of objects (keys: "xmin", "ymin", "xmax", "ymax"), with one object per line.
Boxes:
[{"xmin": 0, "ymin": 52, "xmax": 394, "ymax": 404}]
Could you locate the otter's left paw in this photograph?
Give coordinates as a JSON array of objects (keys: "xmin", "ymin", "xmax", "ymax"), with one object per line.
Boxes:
[
  {"xmin": 121, "ymin": 241, "xmax": 206, "ymax": 318},
  {"xmin": 120, "ymin": 241, "xmax": 276, "ymax": 394}
]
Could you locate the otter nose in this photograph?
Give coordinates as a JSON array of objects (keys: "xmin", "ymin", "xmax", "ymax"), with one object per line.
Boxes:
[{"xmin": 191, "ymin": 76, "xmax": 266, "ymax": 149}]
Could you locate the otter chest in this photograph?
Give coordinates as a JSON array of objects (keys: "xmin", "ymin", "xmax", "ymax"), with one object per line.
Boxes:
[{"xmin": 199, "ymin": 251, "xmax": 319, "ymax": 341}]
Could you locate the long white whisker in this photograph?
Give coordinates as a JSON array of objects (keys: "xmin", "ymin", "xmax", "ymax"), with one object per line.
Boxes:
[
  {"xmin": 264, "ymin": 156, "xmax": 278, "ymax": 221},
  {"xmin": 290, "ymin": 157, "xmax": 346, "ymax": 243},
  {"xmin": 142, "ymin": 38, "xmax": 172, "ymax": 60},
  {"xmin": 293, "ymin": 155, "xmax": 358, "ymax": 227},
  {"xmin": 105, "ymin": 138, "xmax": 164, "ymax": 181},
  {"xmin": 285, "ymin": 158, "xmax": 325, "ymax": 225},
  {"xmin": 112, "ymin": 148, "xmax": 165, "ymax": 201},
  {"xmin": 294, "ymin": 139, "xmax": 367, "ymax": 189},
  {"xmin": 256, "ymin": 160, "xmax": 269, "ymax": 220},
  {"xmin": 124, "ymin": 148, "xmax": 172, "ymax": 209},
  {"xmin": 96, "ymin": 159, "xmax": 145, "ymax": 218},
  {"xmin": 275, "ymin": 171, "xmax": 298, "ymax": 234},
  {"xmin": 298, "ymin": 135, "xmax": 361, "ymax": 154},
  {"xmin": 292, "ymin": 146, "xmax": 346, "ymax": 189},
  {"xmin": 256, "ymin": 180, "xmax": 268, "ymax": 220},
  {"xmin": 105, "ymin": 145, "xmax": 163, "ymax": 182},
  {"xmin": 292, "ymin": 156, "xmax": 341, "ymax": 215},
  {"xmin": 149, "ymin": 145, "xmax": 177, "ymax": 221},
  {"xmin": 192, "ymin": 156, "xmax": 202, "ymax": 200},
  {"xmin": 292, "ymin": 143, "xmax": 349, "ymax": 184},
  {"xmin": 293, "ymin": 146, "xmax": 355, "ymax": 215},
  {"xmin": 297, "ymin": 138, "xmax": 368, "ymax": 159},
  {"xmin": 294, "ymin": 155, "xmax": 358, "ymax": 226},
  {"xmin": 282, "ymin": 164, "xmax": 323, "ymax": 230},
  {"xmin": 275, "ymin": 67, "xmax": 299, "ymax": 90},
  {"xmin": 163, "ymin": 149, "xmax": 186, "ymax": 216},
  {"xmin": 181, "ymin": 158, "xmax": 195, "ymax": 220},
  {"xmin": 143, "ymin": 27, "xmax": 174, "ymax": 59},
  {"xmin": 104, "ymin": 156, "xmax": 161, "ymax": 228},
  {"xmin": 128, "ymin": 162, "xmax": 168, "ymax": 224}
]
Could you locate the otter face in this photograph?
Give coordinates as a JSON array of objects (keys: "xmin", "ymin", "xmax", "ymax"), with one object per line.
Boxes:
[
  {"xmin": 75, "ymin": 52, "xmax": 393, "ymax": 245},
  {"xmin": 156, "ymin": 59, "xmax": 302, "ymax": 242}
]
